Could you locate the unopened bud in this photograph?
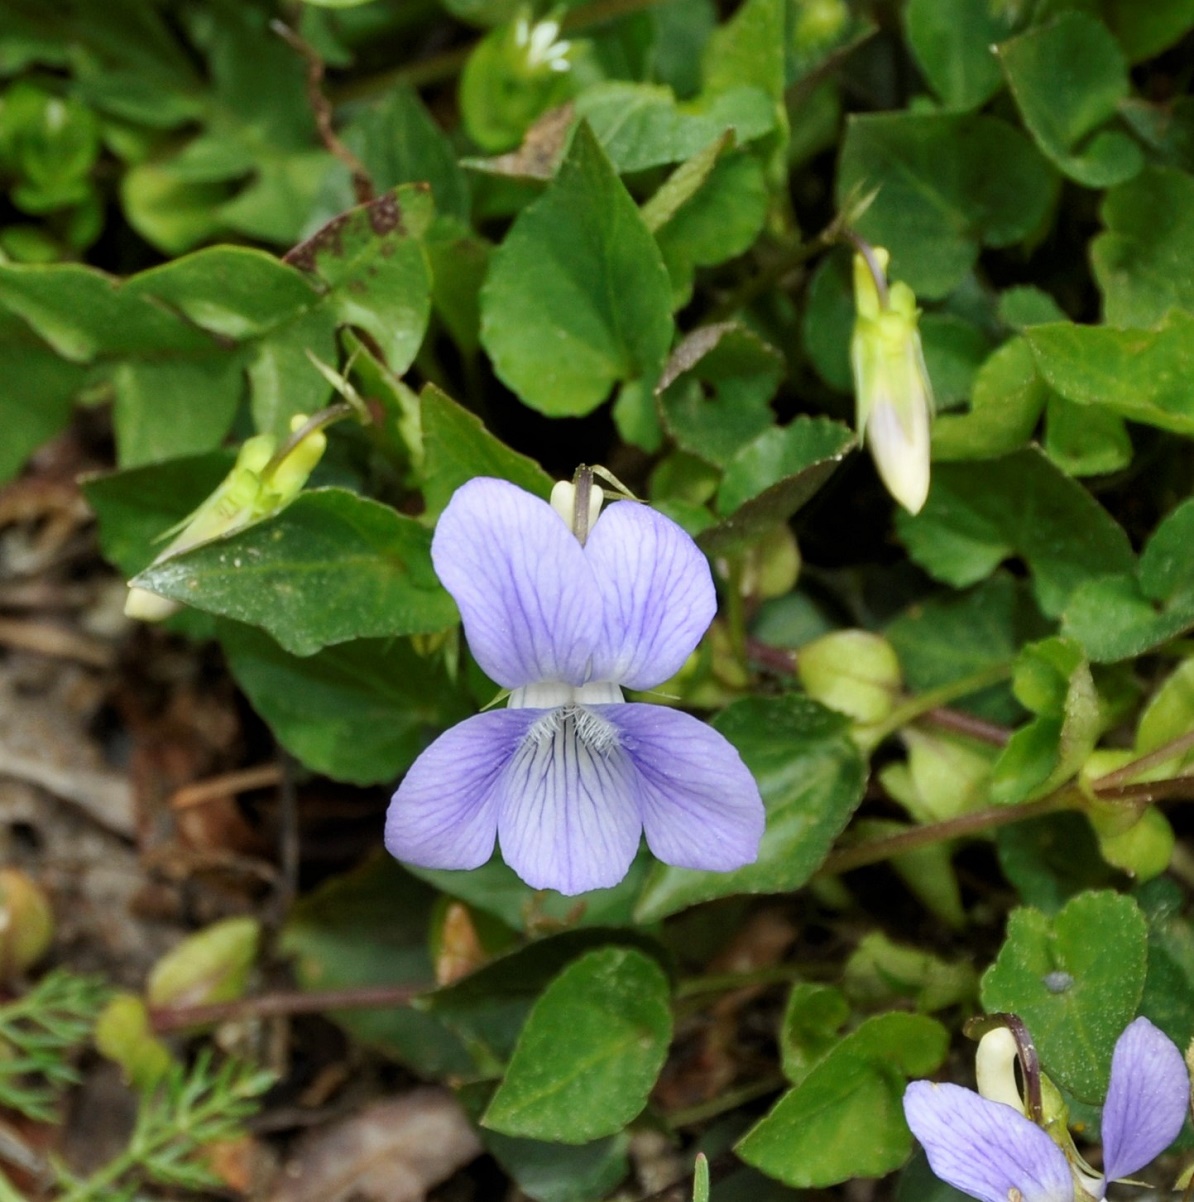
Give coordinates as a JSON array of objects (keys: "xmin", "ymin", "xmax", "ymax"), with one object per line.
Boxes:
[
  {"xmin": 1097, "ymin": 808, "xmax": 1175, "ymax": 882},
  {"xmin": 0, "ymin": 869, "xmax": 53, "ymax": 980},
  {"xmin": 851, "ymin": 246, "xmax": 934, "ymax": 514},
  {"xmin": 975, "ymin": 1027, "xmax": 1025, "ymax": 1113},
  {"xmin": 147, "ymin": 916, "xmax": 259, "ymax": 1011},
  {"xmin": 798, "ymin": 629, "xmax": 902, "ymax": 724},
  {"xmin": 95, "ymin": 992, "xmax": 173, "ymax": 1090}
]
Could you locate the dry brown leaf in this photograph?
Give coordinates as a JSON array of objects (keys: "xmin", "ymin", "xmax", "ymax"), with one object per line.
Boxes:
[{"xmin": 268, "ymin": 1088, "xmax": 482, "ymax": 1202}]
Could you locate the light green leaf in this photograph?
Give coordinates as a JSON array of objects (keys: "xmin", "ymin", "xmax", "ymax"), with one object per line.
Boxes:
[
  {"xmin": 989, "ymin": 637, "xmax": 1101, "ymax": 804},
  {"xmin": 980, "ymin": 890, "xmax": 1148, "ymax": 1101},
  {"xmin": 1043, "ymin": 395, "xmax": 1132, "ymax": 476},
  {"xmin": 1027, "ymin": 313, "xmax": 1194, "ymax": 434},
  {"xmin": 1092, "ymin": 165, "xmax": 1194, "ymax": 327},
  {"xmin": 634, "ymin": 696, "xmax": 866, "ymax": 922},
  {"xmin": 997, "ymin": 12, "xmax": 1142, "ymax": 187},
  {"xmin": 932, "ymin": 337, "xmax": 1048, "ymax": 461},
  {"xmin": 837, "ymin": 113, "xmax": 1057, "ymax": 298},
  {"xmin": 1063, "ymin": 498, "xmax": 1194, "ymax": 661},
  {"xmin": 219, "ymin": 622, "xmax": 471, "ymax": 786},
  {"xmin": 131, "ymin": 488, "xmax": 457, "ymax": 656},
  {"xmin": 482, "ymin": 947, "xmax": 672, "ymax": 1143},
  {"xmin": 897, "ymin": 448, "xmax": 1134, "ymax": 618},
  {"xmin": 737, "ymin": 1013, "xmax": 948, "ymax": 1186},
  {"xmin": 480, "ymin": 122, "xmax": 674, "ymax": 418}
]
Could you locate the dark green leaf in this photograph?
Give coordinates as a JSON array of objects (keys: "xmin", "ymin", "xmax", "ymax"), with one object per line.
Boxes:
[
  {"xmin": 896, "ymin": 448, "xmax": 1134, "ymax": 618},
  {"xmin": 219, "ymin": 622, "xmax": 471, "ymax": 786},
  {"xmin": 837, "ymin": 113, "xmax": 1057, "ymax": 298},
  {"xmin": 998, "ymin": 13, "xmax": 1142, "ymax": 188},
  {"xmin": 904, "ymin": 0, "xmax": 1012, "ymax": 111},
  {"xmin": 131, "ymin": 488, "xmax": 457, "ymax": 656},
  {"xmin": 483, "ymin": 947, "xmax": 672, "ymax": 1143}
]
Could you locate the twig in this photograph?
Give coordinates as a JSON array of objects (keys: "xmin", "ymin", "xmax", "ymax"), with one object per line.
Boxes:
[
  {"xmin": 0, "ymin": 747, "xmax": 135, "ymax": 838},
  {"xmin": 271, "ymin": 20, "xmax": 375, "ymax": 203},
  {"xmin": 0, "ymin": 617, "xmax": 114, "ymax": 668},
  {"xmin": 150, "ymin": 983, "xmax": 426, "ymax": 1034},
  {"xmin": 169, "ymin": 763, "xmax": 282, "ymax": 811},
  {"xmin": 920, "ymin": 707, "xmax": 1011, "ymax": 747},
  {"xmin": 1089, "ymin": 729, "xmax": 1194, "ymax": 790},
  {"xmin": 819, "ymin": 791, "xmax": 1076, "ymax": 876},
  {"xmin": 666, "ymin": 1072, "xmax": 787, "ymax": 1129}
]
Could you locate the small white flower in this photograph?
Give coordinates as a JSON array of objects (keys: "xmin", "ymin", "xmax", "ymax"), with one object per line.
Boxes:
[{"xmin": 515, "ymin": 15, "xmax": 571, "ymax": 72}]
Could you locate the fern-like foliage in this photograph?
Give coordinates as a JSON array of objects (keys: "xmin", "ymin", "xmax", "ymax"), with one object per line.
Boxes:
[{"xmin": 0, "ymin": 970, "xmax": 109, "ymax": 1122}]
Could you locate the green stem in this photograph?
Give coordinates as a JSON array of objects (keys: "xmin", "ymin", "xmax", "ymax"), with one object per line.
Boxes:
[
  {"xmin": 675, "ymin": 964, "xmax": 805, "ymax": 1000},
  {"xmin": 857, "ymin": 661, "xmax": 1013, "ymax": 750},
  {"xmin": 666, "ymin": 1072, "xmax": 787, "ymax": 1129},
  {"xmin": 1089, "ymin": 728, "xmax": 1194, "ymax": 791},
  {"xmin": 820, "ymin": 788, "xmax": 1079, "ymax": 877}
]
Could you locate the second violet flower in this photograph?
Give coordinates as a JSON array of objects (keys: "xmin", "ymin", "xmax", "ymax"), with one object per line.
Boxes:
[{"xmin": 384, "ymin": 475, "xmax": 765, "ymax": 896}]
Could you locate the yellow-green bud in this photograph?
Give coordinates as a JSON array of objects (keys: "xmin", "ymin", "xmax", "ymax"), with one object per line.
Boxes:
[
  {"xmin": 0, "ymin": 869, "xmax": 54, "ymax": 981},
  {"xmin": 95, "ymin": 992, "xmax": 174, "ymax": 1091},
  {"xmin": 126, "ymin": 416, "xmax": 326, "ymax": 622},
  {"xmin": 147, "ymin": 916, "xmax": 259, "ymax": 1011},
  {"xmin": 798, "ymin": 629, "xmax": 902, "ymax": 724},
  {"xmin": 851, "ymin": 247, "xmax": 934, "ymax": 515},
  {"xmin": 1097, "ymin": 808, "xmax": 1175, "ymax": 881}
]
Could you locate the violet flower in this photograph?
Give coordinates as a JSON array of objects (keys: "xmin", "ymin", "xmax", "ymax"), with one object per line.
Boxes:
[
  {"xmin": 904, "ymin": 1017, "xmax": 1190, "ymax": 1202},
  {"xmin": 384, "ymin": 476, "xmax": 765, "ymax": 895}
]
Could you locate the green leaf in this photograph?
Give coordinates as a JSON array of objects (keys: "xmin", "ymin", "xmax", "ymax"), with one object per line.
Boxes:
[
  {"xmin": 131, "ymin": 488, "xmax": 457, "ymax": 656},
  {"xmin": 980, "ymin": 890, "xmax": 1148, "ymax": 1101},
  {"xmin": 801, "ymin": 249, "xmax": 854, "ymax": 392},
  {"xmin": 736, "ymin": 1013, "xmax": 948, "ymax": 1186},
  {"xmin": 634, "ymin": 696, "xmax": 866, "ymax": 922},
  {"xmin": 1043, "ymin": 395, "xmax": 1132, "ymax": 476},
  {"xmin": 997, "ymin": 12, "xmax": 1142, "ymax": 187},
  {"xmin": 658, "ymin": 322, "xmax": 784, "ymax": 468},
  {"xmin": 573, "ymin": 82, "xmax": 773, "ymax": 173},
  {"xmin": 904, "ymin": 0, "xmax": 1012, "ymax": 111},
  {"xmin": 342, "ymin": 87, "xmax": 471, "ymax": 223},
  {"xmin": 837, "ymin": 113, "xmax": 1057, "ymax": 299},
  {"xmin": 996, "ymin": 812, "xmax": 1121, "ymax": 914},
  {"xmin": 1101, "ymin": 0, "xmax": 1194, "ymax": 62},
  {"xmin": 83, "ymin": 451, "xmax": 235, "ymax": 578},
  {"xmin": 932, "ymin": 337, "xmax": 1048, "ymax": 461},
  {"xmin": 0, "ymin": 311, "xmax": 89, "ymax": 484},
  {"xmin": 1027, "ymin": 313, "xmax": 1194, "ymax": 434},
  {"xmin": 655, "ymin": 151, "xmax": 769, "ymax": 309},
  {"xmin": 886, "ymin": 574, "xmax": 1043, "ymax": 722},
  {"xmin": 284, "ymin": 185, "xmax": 433, "ymax": 381},
  {"xmin": 480, "ymin": 122, "xmax": 674, "ymax": 418},
  {"xmin": 1062, "ymin": 498, "xmax": 1194, "ymax": 660},
  {"xmin": 482, "ymin": 947, "xmax": 672, "ymax": 1143},
  {"xmin": 420, "ymin": 384, "xmax": 554, "ymax": 520},
  {"xmin": 779, "ymin": 983, "xmax": 848, "ymax": 1084},
  {"xmin": 482, "ymin": 1130, "xmax": 630, "ymax": 1202},
  {"xmin": 920, "ymin": 314, "xmax": 993, "ymax": 408},
  {"xmin": 896, "ymin": 448, "xmax": 1134, "ymax": 618},
  {"xmin": 989, "ymin": 637, "xmax": 1101, "ymax": 804},
  {"xmin": 1137, "ymin": 878, "xmax": 1194, "ymax": 1054},
  {"xmin": 700, "ymin": 418, "xmax": 855, "ymax": 557},
  {"xmin": 219, "ymin": 622, "xmax": 470, "ymax": 786},
  {"xmin": 279, "ymin": 856, "xmax": 471, "ymax": 1075},
  {"xmin": 1092, "ymin": 165, "xmax": 1194, "ymax": 327}
]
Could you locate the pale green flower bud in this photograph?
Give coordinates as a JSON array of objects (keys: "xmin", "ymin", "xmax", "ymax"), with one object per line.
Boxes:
[
  {"xmin": 850, "ymin": 247, "xmax": 934, "ymax": 515},
  {"xmin": 125, "ymin": 415, "xmax": 327, "ymax": 621}
]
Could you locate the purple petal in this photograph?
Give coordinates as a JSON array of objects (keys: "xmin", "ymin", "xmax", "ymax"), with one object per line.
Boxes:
[
  {"xmin": 584, "ymin": 500, "xmax": 716, "ymax": 690},
  {"xmin": 385, "ymin": 709, "xmax": 535, "ymax": 870},
  {"xmin": 600, "ymin": 703, "xmax": 764, "ymax": 871},
  {"xmin": 904, "ymin": 1082, "xmax": 1074, "ymax": 1202},
  {"xmin": 496, "ymin": 707, "xmax": 642, "ymax": 895},
  {"xmin": 432, "ymin": 478, "xmax": 601, "ymax": 689},
  {"xmin": 1102, "ymin": 1016, "xmax": 1190, "ymax": 1182}
]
